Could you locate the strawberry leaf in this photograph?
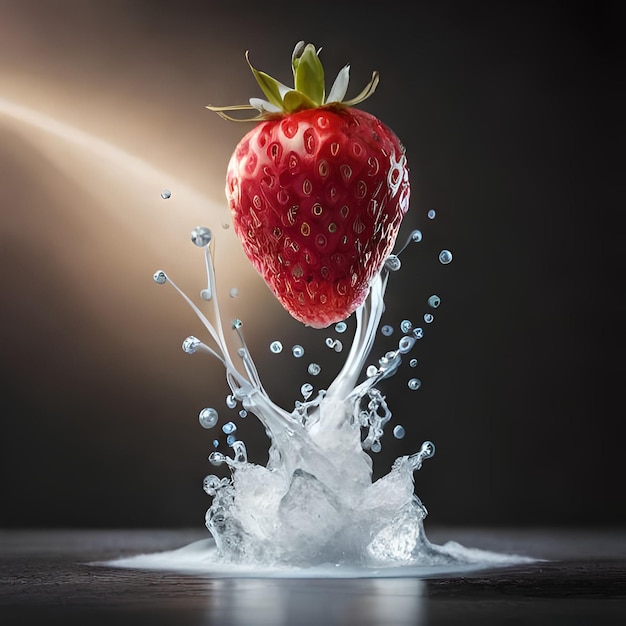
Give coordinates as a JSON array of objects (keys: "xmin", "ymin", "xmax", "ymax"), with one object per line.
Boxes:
[
  {"xmin": 292, "ymin": 43, "xmax": 325, "ymax": 106},
  {"xmin": 327, "ymin": 65, "xmax": 350, "ymax": 104},
  {"xmin": 282, "ymin": 90, "xmax": 317, "ymax": 113},
  {"xmin": 246, "ymin": 51, "xmax": 288, "ymax": 110}
]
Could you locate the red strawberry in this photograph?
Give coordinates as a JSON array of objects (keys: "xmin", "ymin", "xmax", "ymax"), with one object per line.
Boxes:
[{"xmin": 208, "ymin": 42, "xmax": 410, "ymax": 328}]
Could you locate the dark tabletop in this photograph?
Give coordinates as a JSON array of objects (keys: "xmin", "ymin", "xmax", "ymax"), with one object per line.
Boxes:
[{"xmin": 1, "ymin": 527, "xmax": 625, "ymax": 625}]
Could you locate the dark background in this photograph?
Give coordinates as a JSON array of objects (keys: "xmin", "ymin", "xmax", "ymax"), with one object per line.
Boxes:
[{"xmin": 0, "ymin": 0, "xmax": 623, "ymax": 530}]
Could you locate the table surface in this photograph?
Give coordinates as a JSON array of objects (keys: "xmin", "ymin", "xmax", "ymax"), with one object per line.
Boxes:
[{"xmin": 1, "ymin": 527, "xmax": 625, "ymax": 625}]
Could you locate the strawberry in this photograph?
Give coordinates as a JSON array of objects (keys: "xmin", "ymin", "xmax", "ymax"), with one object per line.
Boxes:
[{"xmin": 208, "ymin": 42, "xmax": 410, "ymax": 328}]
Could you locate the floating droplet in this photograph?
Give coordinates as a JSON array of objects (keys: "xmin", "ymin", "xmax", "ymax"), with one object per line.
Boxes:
[
  {"xmin": 222, "ymin": 421, "xmax": 237, "ymax": 435},
  {"xmin": 161, "ymin": 188, "xmax": 171, "ymax": 199},
  {"xmin": 439, "ymin": 249, "xmax": 453, "ymax": 264},
  {"xmin": 424, "ymin": 313, "xmax": 434, "ymax": 324},
  {"xmin": 428, "ymin": 295, "xmax": 441, "ymax": 308},
  {"xmin": 239, "ymin": 409, "xmax": 248, "ymax": 418},
  {"xmin": 182, "ymin": 336, "xmax": 200, "ymax": 354},
  {"xmin": 335, "ymin": 321, "xmax": 347, "ymax": 333},
  {"xmin": 269, "ymin": 340, "xmax": 283, "ymax": 354},
  {"xmin": 308, "ymin": 363, "xmax": 321, "ymax": 376},
  {"xmin": 427, "ymin": 209, "xmax": 436, "ymax": 219},
  {"xmin": 371, "ymin": 442, "xmax": 382, "ymax": 453},
  {"xmin": 400, "ymin": 319, "xmax": 413, "ymax": 334},
  {"xmin": 411, "ymin": 229, "xmax": 423, "ymax": 243},
  {"xmin": 292, "ymin": 344, "xmax": 305, "ymax": 358},
  {"xmin": 412, "ymin": 327, "xmax": 424, "ymax": 340},
  {"xmin": 381, "ymin": 325, "xmax": 394, "ymax": 337},
  {"xmin": 226, "ymin": 395, "xmax": 237, "ymax": 409},
  {"xmin": 229, "ymin": 287, "xmax": 239, "ymax": 298},
  {"xmin": 212, "ymin": 439, "xmax": 219, "ymax": 448},
  {"xmin": 409, "ymin": 358, "xmax": 418, "ymax": 368},
  {"xmin": 384, "ymin": 254, "xmax": 401, "ymax": 271},
  {"xmin": 191, "ymin": 226, "xmax": 212, "ymax": 247},
  {"xmin": 325, "ymin": 338, "xmax": 343, "ymax": 352},
  {"xmin": 398, "ymin": 335, "xmax": 416, "ymax": 354},
  {"xmin": 153, "ymin": 270, "xmax": 167, "ymax": 284},
  {"xmin": 227, "ymin": 434, "xmax": 236, "ymax": 446},
  {"xmin": 198, "ymin": 407, "xmax": 219, "ymax": 429},
  {"xmin": 408, "ymin": 378, "xmax": 422, "ymax": 390},
  {"xmin": 208, "ymin": 451, "xmax": 226, "ymax": 466},
  {"xmin": 393, "ymin": 425, "xmax": 406, "ymax": 439},
  {"xmin": 420, "ymin": 440, "xmax": 436, "ymax": 459},
  {"xmin": 301, "ymin": 383, "xmax": 313, "ymax": 399},
  {"xmin": 366, "ymin": 365, "xmax": 378, "ymax": 377}
]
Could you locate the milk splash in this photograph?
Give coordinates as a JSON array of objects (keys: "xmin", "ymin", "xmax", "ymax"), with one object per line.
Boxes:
[{"xmin": 106, "ymin": 219, "xmax": 538, "ymax": 579}]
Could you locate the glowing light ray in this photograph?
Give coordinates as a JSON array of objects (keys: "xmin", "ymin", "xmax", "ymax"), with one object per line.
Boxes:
[
  {"xmin": 0, "ymin": 96, "xmax": 228, "ymax": 243},
  {"xmin": 0, "ymin": 97, "xmax": 193, "ymax": 196}
]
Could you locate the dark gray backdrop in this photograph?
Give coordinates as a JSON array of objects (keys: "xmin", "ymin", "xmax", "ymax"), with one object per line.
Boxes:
[{"xmin": 0, "ymin": 0, "xmax": 623, "ymax": 530}]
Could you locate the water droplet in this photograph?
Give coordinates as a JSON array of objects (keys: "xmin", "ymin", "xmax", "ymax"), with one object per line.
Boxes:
[
  {"xmin": 371, "ymin": 442, "xmax": 382, "ymax": 453},
  {"xmin": 239, "ymin": 409, "xmax": 248, "ymax": 418},
  {"xmin": 384, "ymin": 254, "xmax": 401, "ymax": 271},
  {"xmin": 153, "ymin": 270, "xmax": 167, "ymax": 284},
  {"xmin": 208, "ymin": 451, "xmax": 226, "ymax": 466},
  {"xmin": 400, "ymin": 319, "xmax": 413, "ymax": 334},
  {"xmin": 428, "ymin": 295, "xmax": 441, "ymax": 308},
  {"xmin": 212, "ymin": 439, "xmax": 219, "ymax": 448},
  {"xmin": 366, "ymin": 365, "xmax": 378, "ymax": 377},
  {"xmin": 301, "ymin": 383, "xmax": 313, "ymax": 399},
  {"xmin": 308, "ymin": 363, "xmax": 321, "ymax": 376},
  {"xmin": 408, "ymin": 378, "xmax": 422, "ymax": 390},
  {"xmin": 222, "ymin": 421, "xmax": 237, "ymax": 435},
  {"xmin": 200, "ymin": 289, "xmax": 211, "ymax": 301},
  {"xmin": 198, "ymin": 407, "xmax": 219, "ymax": 429},
  {"xmin": 439, "ymin": 249, "xmax": 453, "ymax": 264},
  {"xmin": 161, "ymin": 188, "xmax": 171, "ymax": 199},
  {"xmin": 412, "ymin": 327, "xmax": 424, "ymax": 340},
  {"xmin": 292, "ymin": 344, "xmax": 305, "ymax": 358},
  {"xmin": 229, "ymin": 287, "xmax": 239, "ymax": 298},
  {"xmin": 191, "ymin": 226, "xmax": 212, "ymax": 247},
  {"xmin": 226, "ymin": 395, "xmax": 237, "ymax": 409},
  {"xmin": 409, "ymin": 358, "xmax": 418, "ymax": 368},
  {"xmin": 420, "ymin": 440, "xmax": 436, "ymax": 459},
  {"xmin": 427, "ymin": 209, "xmax": 436, "ymax": 219},
  {"xmin": 335, "ymin": 321, "xmax": 347, "ymax": 333},
  {"xmin": 232, "ymin": 319, "xmax": 243, "ymax": 330},
  {"xmin": 424, "ymin": 313, "xmax": 434, "ymax": 324},
  {"xmin": 393, "ymin": 425, "xmax": 406, "ymax": 439},
  {"xmin": 381, "ymin": 325, "xmax": 394, "ymax": 337},
  {"xmin": 182, "ymin": 336, "xmax": 200, "ymax": 354},
  {"xmin": 398, "ymin": 335, "xmax": 416, "ymax": 354},
  {"xmin": 411, "ymin": 229, "xmax": 422, "ymax": 243},
  {"xmin": 269, "ymin": 340, "xmax": 283, "ymax": 354},
  {"xmin": 325, "ymin": 338, "xmax": 343, "ymax": 352},
  {"xmin": 222, "ymin": 222, "xmax": 230, "ymax": 229},
  {"xmin": 227, "ymin": 434, "xmax": 236, "ymax": 446}
]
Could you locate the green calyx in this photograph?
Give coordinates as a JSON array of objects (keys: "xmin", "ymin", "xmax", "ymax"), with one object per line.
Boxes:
[{"xmin": 207, "ymin": 41, "xmax": 379, "ymax": 122}]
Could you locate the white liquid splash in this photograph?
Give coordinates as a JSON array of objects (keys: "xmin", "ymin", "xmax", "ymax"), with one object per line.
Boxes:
[{"xmin": 109, "ymin": 225, "xmax": 535, "ymax": 577}]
